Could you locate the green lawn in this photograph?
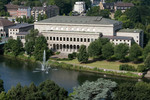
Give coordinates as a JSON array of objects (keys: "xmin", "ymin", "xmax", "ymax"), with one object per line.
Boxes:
[{"xmin": 61, "ymin": 59, "xmax": 142, "ymax": 70}]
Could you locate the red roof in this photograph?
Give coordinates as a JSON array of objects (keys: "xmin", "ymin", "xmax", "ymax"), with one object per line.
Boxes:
[
  {"xmin": 5, "ymin": 3, "xmax": 19, "ymax": 9},
  {"xmin": 114, "ymin": 2, "xmax": 134, "ymax": 7},
  {"xmin": 0, "ymin": 18, "xmax": 14, "ymax": 27}
]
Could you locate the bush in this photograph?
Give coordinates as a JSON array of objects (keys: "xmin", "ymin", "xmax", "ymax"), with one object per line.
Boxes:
[
  {"xmin": 72, "ymin": 52, "xmax": 77, "ymax": 58},
  {"xmin": 68, "ymin": 54, "xmax": 74, "ymax": 60},
  {"xmin": 137, "ymin": 65, "xmax": 147, "ymax": 72},
  {"xmin": 119, "ymin": 64, "xmax": 136, "ymax": 71},
  {"xmin": 107, "ymin": 55, "xmax": 117, "ymax": 61},
  {"xmin": 55, "ymin": 52, "xmax": 60, "ymax": 55}
]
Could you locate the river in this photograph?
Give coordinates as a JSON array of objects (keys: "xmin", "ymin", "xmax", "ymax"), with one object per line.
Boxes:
[{"xmin": 0, "ymin": 56, "xmax": 149, "ymax": 93}]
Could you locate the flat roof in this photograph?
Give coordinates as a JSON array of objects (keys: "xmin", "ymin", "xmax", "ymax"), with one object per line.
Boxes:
[
  {"xmin": 103, "ymin": 36, "xmax": 133, "ymax": 40},
  {"xmin": 118, "ymin": 29, "xmax": 143, "ymax": 33},
  {"xmin": 10, "ymin": 23, "xmax": 33, "ymax": 29},
  {"xmin": 16, "ymin": 32, "xmax": 29, "ymax": 35},
  {"xmin": 36, "ymin": 16, "xmax": 121, "ymax": 25}
]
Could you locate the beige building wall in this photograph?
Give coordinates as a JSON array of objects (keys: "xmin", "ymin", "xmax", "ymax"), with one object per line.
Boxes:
[
  {"xmin": 41, "ymin": 31, "xmax": 100, "ymax": 53},
  {"xmin": 35, "ymin": 23, "xmax": 121, "ymax": 36},
  {"xmin": 116, "ymin": 31, "xmax": 143, "ymax": 47}
]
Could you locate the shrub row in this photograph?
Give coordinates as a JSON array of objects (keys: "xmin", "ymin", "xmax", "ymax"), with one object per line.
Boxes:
[
  {"xmin": 119, "ymin": 64, "xmax": 136, "ymax": 72},
  {"xmin": 119, "ymin": 64, "xmax": 146, "ymax": 72}
]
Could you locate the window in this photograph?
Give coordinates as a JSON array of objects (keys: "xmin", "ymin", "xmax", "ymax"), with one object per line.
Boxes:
[
  {"xmin": 88, "ymin": 38, "xmax": 90, "ymax": 42},
  {"xmin": 47, "ymin": 37, "xmax": 49, "ymax": 40},
  {"xmin": 50, "ymin": 37, "xmax": 52, "ymax": 40},
  {"xmin": 70, "ymin": 38, "xmax": 72, "ymax": 41},
  {"xmin": 57, "ymin": 37, "xmax": 59, "ymax": 41},
  {"xmin": 81, "ymin": 38, "xmax": 83, "ymax": 42},
  {"xmin": 63, "ymin": 37, "xmax": 65, "ymax": 41},
  {"xmin": 67, "ymin": 38, "xmax": 69, "ymax": 41},
  {"xmin": 60, "ymin": 37, "xmax": 62, "ymax": 41},
  {"xmin": 84, "ymin": 38, "xmax": 86, "ymax": 42},
  {"xmin": 53, "ymin": 37, "xmax": 55, "ymax": 40},
  {"xmin": 74, "ymin": 38, "xmax": 76, "ymax": 41},
  {"xmin": 77, "ymin": 38, "xmax": 79, "ymax": 42}
]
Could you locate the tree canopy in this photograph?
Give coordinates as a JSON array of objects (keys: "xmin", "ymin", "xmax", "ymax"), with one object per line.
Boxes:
[
  {"xmin": 6, "ymin": 80, "xmax": 69, "ymax": 100},
  {"xmin": 77, "ymin": 45, "xmax": 89, "ymax": 63},
  {"xmin": 70, "ymin": 78, "xmax": 117, "ymax": 100},
  {"xmin": 114, "ymin": 43, "xmax": 129, "ymax": 60}
]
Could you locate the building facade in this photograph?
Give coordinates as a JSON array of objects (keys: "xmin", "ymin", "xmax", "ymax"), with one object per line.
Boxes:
[
  {"xmin": 8, "ymin": 23, "xmax": 33, "ymax": 44},
  {"xmin": 5, "ymin": 4, "xmax": 31, "ymax": 18},
  {"xmin": 0, "ymin": 18, "xmax": 15, "ymax": 37},
  {"xmin": 114, "ymin": 2, "xmax": 134, "ymax": 12},
  {"xmin": 34, "ymin": 16, "xmax": 143, "ymax": 53},
  {"xmin": 73, "ymin": 1, "xmax": 86, "ymax": 14},
  {"xmin": 99, "ymin": 1, "xmax": 134, "ymax": 12},
  {"xmin": 31, "ymin": 5, "xmax": 59, "ymax": 21},
  {"xmin": 17, "ymin": 6, "xmax": 31, "ymax": 17},
  {"xmin": 5, "ymin": 3, "xmax": 19, "ymax": 17}
]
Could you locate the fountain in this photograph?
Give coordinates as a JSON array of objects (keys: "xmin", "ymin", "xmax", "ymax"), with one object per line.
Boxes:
[
  {"xmin": 33, "ymin": 50, "xmax": 51, "ymax": 74},
  {"xmin": 41, "ymin": 50, "xmax": 46, "ymax": 71}
]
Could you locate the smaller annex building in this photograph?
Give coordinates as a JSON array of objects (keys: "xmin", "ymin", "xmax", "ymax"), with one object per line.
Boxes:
[{"xmin": 34, "ymin": 16, "xmax": 143, "ymax": 53}]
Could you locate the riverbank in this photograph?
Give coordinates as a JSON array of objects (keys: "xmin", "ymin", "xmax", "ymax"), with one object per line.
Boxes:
[
  {"xmin": 48, "ymin": 60, "xmax": 143, "ymax": 78},
  {"xmin": 3, "ymin": 53, "xmax": 36, "ymax": 62},
  {"xmin": 3, "ymin": 54, "xmax": 143, "ymax": 78}
]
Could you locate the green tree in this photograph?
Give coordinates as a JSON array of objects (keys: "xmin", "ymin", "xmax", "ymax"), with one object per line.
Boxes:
[
  {"xmin": 38, "ymin": 80, "xmax": 68, "ymax": 100},
  {"xmin": 77, "ymin": 45, "xmax": 89, "ymax": 63},
  {"xmin": 70, "ymin": 78, "xmax": 117, "ymax": 100},
  {"xmin": 43, "ymin": 14, "xmax": 47, "ymax": 19},
  {"xmin": 118, "ymin": 15, "xmax": 133, "ymax": 28},
  {"xmin": 114, "ymin": 43, "xmax": 129, "ymax": 60},
  {"xmin": 144, "ymin": 54, "xmax": 150, "ymax": 68},
  {"xmin": 38, "ymin": 14, "xmax": 43, "ymax": 21},
  {"xmin": 4, "ymin": 39, "xmax": 23, "ymax": 56},
  {"xmin": 34, "ymin": 36, "xmax": 50, "ymax": 61},
  {"xmin": 102, "ymin": 42, "xmax": 114, "ymax": 59},
  {"xmin": 114, "ymin": 10, "xmax": 122, "ymax": 20},
  {"xmin": 87, "ymin": 6, "xmax": 110, "ymax": 18},
  {"xmin": 114, "ymin": 82, "xmax": 150, "ymax": 100},
  {"xmin": 0, "ymin": 79, "xmax": 4, "ymax": 93},
  {"xmin": 143, "ymin": 41, "xmax": 150, "ymax": 59},
  {"xmin": 25, "ymin": 29, "xmax": 38, "ymax": 56},
  {"xmin": 0, "ymin": 92, "xmax": 10, "ymax": 100},
  {"xmin": 88, "ymin": 38, "xmax": 109, "ymax": 57},
  {"xmin": 129, "ymin": 43, "xmax": 142, "ymax": 61},
  {"xmin": 22, "ymin": 16, "xmax": 26, "ymax": 23}
]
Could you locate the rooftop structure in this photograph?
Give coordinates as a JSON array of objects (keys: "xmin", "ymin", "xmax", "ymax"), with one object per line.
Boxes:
[
  {"xmin": 0, "ymin": 18, "xmax": 14, "ymax": 27},
  {"xmin": 0, "ymin": 18, "xmax": 15, "ymax": 37},
  {"xmin": 37, "ymin": 16, "xmax": 121, "ymax": 25},
  {"xmin": 73, "ymin": 1, "xmax": 86, "ymax": 14},
  {"xmin": 10, "ymin": 23, "xmax": 33, "ymax": 29}
]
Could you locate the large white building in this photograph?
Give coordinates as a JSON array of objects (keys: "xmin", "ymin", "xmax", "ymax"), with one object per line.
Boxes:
[
  {"xmin": 73, "ymin": 1, "xmax": 86, "ymax": 14},
  {"xmin": 34, "ymin": 16, "xmax": 143, "ymax": 53}
]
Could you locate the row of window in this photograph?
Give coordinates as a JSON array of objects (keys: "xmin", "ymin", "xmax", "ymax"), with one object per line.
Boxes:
[
  {"xmin": 44, "ymin": 27, "xmax": 96, "ymax": 31},
  {"xmin": 117, "ymin": 7, "xmax": 130, "ymax": 10},
  {"xmin": 111, "ymin": 39, "xmax": 130, "ymax": 42},
  {"xmin": 9, "ymin": 29, "xmax": 18, "ymax": 31},
  {"xmin": 46, "ymin": 36, "xmax": 96, "ymax": 42}
]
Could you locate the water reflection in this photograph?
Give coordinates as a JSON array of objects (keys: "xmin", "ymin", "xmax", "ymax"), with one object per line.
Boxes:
[{"xmin": 0, "ymin": 56, "xmax": 150, "ymax": 94}]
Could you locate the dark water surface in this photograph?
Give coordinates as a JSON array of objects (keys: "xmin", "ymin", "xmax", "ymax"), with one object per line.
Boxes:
[{"xmin": 0, "ymin": 56, "xmax": 149, "ymax": 93}]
